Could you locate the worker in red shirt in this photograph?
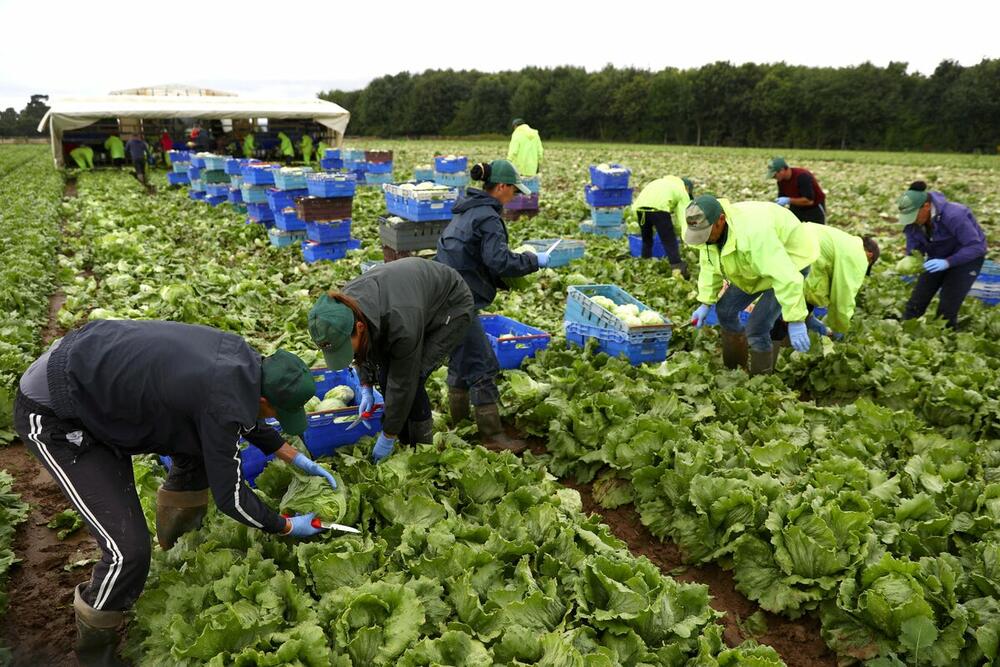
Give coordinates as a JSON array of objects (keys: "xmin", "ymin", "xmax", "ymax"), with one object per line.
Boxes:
[
  {"xmin": 160, "ymin": 130, "xmax": 173, "ymax": 166},
  {"xmin": 768, "ymin": 157, "xmax": 827, "ymax": 224}
]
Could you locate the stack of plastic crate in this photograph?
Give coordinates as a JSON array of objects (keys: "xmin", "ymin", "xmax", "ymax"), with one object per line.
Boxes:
[
  {"xmin": 167, "ymin": 150, "xmax": 191, "ymax": 186},
  {"xmin": 433, "ymin": 155, "xmax": 470, "ymax": 195},
  {"xmin": 580, "ymin": 164, "xmax": 633, "ymax": 239},
  {"xmin": 563, "ymin": 284, "xmax": 672, "ymax": 365},
  {"xmin": 268, "ymin": 167, "xmax": 312, "ymax": 234},
  {"xmin": 380, "ymin": 182, "xmax": 459, "ymax": 262},
  {"xmin": 970, "ymin": 259, "xmax": 1000, "ymax": 306},
  {"xmin": 294, "ymin": 172, "xmax": 358, "ymax": 262},
  {"xmin": 364, "ymin": 150, "xmax": 394, "ymax": 186},
  {"xmin": 241, "ymin": 163, "xmax": 279, "ymax": 225}
]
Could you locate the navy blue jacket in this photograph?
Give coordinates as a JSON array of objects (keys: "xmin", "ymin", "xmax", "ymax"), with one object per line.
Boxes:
[
  {"xmin": 436, "ymin": 188, "xmax": 538, "ymax": 309},
  {"xmin": 47, "ymin": 320, "xmax": 286, "ymax": 533},
  {"xmin": 905, "ymin": 191, "xmax": 987, "ymax": 267}
]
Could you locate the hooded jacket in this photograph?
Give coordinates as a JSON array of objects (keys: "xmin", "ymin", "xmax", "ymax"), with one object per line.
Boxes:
[
  {"xmin": 801, "ymin": 223, "xmax": 869, "ymax": 332},
  {"xmin": 436, "ymin": 189, "xmax": 538, "ymax": 309},
  {"xmin": 507, "ymin": 124, "xmax": 543, "ymax": 176}
]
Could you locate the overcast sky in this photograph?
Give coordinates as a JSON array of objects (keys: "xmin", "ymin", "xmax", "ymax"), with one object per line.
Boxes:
[{"xmin": 2, "ymin": 0, "xmax": 996, "ymax": 112}]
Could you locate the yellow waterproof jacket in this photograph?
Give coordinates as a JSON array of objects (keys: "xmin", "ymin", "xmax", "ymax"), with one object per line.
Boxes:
[
  {"xmin": 104, "ymin": 135, "xmax": 125, "ymax": 159},
  {"xmin": 507, "ymin": 124, "xmax": 543, "ymax": 176},
  {"xmin": 634, "ymin": 176, "xmax": 690, "ymax": 232},
  {"xmin": 696, "ymin": 200, "xmax": 819, "ymax": 322},
  {"xmin": 801, "ymin": 223, "xmax": 868, "ymax": 332},
  {"xmin": 242, "ymin": 134, "xmax": 255, "ymax": 158},
  {"xmin": 300, "ymin": 135, "xmax": 314, "ymax": 163},
  {"xmin": 278, "ymin": 132, "xmax": 294, "ymax": 157}
]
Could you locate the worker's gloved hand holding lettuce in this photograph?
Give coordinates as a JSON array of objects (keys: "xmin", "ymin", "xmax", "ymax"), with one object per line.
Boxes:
[
  {"xmin": 291, "ymin": 453, "xmax": 338, "ymax": 490},
  {"xmin": 787, "ymin": 321, "xmax": 811, "ymax": 352},
  {"xmin": 283, "ymin": 513, "xmax": 324, "ymax": 537}
]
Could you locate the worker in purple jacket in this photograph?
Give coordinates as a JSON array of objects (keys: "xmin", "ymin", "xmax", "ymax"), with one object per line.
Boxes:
[{"xmin": 897, "ymin": 181, "xmax": 987, "ymax": 328}]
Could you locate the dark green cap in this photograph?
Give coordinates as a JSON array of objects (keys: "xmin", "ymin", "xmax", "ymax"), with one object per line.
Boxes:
[
  {"xmin": 489, "ymin": 159, "xmax": 531, "ymax": 194},
  {"xmin": 681, "ymin": 177, "xmax": 694, "ymax": 198},
  {"xmin": 767, "ymin": 157, "xmax": 788, "ymax": 179},
  {"xmin": 684, "ymin": 195, "xmax": 723, "ymax": 246},
  {"xmin": 897, "ymin": 190, "xmax": 929, "ymax": 225},
  {"xmin": 308, "ymin": 294, "xmax": 356, "ymax": 370},
  {"xmin": 261, "ymin": 350, "xmax": 314, "ymax": 436},
  {"xmin": 511, "ymin": 118, "xmax": 524, "ymax": 129}
]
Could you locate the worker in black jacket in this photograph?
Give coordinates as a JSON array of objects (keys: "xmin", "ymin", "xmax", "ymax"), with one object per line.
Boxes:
[
  {"xmin": 436, "ymin": 160, "xmax": 549, "ymax": 452},
  {"xmin": 308, "ymin": 258, "xmax": 475, "ymax": 462},
  {"xmin": 13, "ymin": 320, "xmax": 335, "ymax": 667}
]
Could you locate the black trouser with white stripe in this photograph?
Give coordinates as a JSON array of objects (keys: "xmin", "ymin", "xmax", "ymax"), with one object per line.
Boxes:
[{"xmin": 13, "ymin": 391, "xmax": 150, "ymax": 612}]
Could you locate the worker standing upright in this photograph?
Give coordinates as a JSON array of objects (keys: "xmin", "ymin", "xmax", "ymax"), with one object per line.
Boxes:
[
  {"xmin": 124, "ymin": 134, "xmax": 149, "ymax": 185},
  {"xmin": 632, "ymin": 176, "xmax": 695, "ymax": 277},
  {"xmin": 300, "ymin": 134, "xmax": 314, "ymax": 165},
  {"xmin": 278, "ymin": 131, "xmax": 295, "ymax": 165},
  {"xmin": 507, "ymin": 119, "xmax": 543, "ymax": 177},
  {"xmin": 897, "ymin": 180, "xmax": 987, "ymax": 328},
  {"xmin": 686, "ymin": 195, "xmax": 819, "ymax": 375},
  {"xmin": 160, "ymin": 130, "xmax": 173, "ymax": 167},
  {"xmin": 768, "ymin": 157, "xmax": 827, "ymax": 224},
  {"xmin": 437, "ymin": 160, "xmax": 549, "ymax": 452},
  {"xmin": 103, "ymin": 134, "xmax": 125, "ymax": 168}
]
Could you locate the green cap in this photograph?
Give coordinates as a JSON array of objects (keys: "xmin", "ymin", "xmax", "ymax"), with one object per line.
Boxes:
[
  {"xmin": 897, "ymin": 190, "xmax": 929, "ymax": 225},
  {"xmin": 308, "ymin": 294, "xmax": 356, "ymax": 370},
  {"xmin": 261, "ymin": 350, "xmax": 314, "ymax": 436},
  {"xmin": 767, "ymin": 157, "xmax": 788, "ymax": 179},
  {"xmin": 681, "ymin": 177, "xmax": 694, "ymax": 198},
  {"xmin": 684, "ymin": 195, "xmax": 723, "ymax": 246},
  {"xmin": 511, "ymin": 118, "xmax": 524, "ymax": 129},
  {"xmin": 489, "ymin": 159, "xmax": 531, "ymax": 194}
]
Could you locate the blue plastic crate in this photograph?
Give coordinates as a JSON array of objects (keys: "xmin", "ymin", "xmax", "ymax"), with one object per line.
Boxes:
[
  {"xmin": 383, "ymin": 192, "xmax": 457, "ymax": 222},
  {"xmin": 203, "ymin": 155, "xmax": 227, "ymax": 171},
  {"xmin": 300, "ymin": 367, "xmax": 386, "ymax": 457},
  {"xmin": 344, "ymin": 160, "xmax": 368, "ymax": 173},
  {"xmin": 320, "ymin": 157, "xmax": 344, "ymax": 170},
  {"xmin": 589, "ymin": 164, "xmax": 631, "ymax": 189},
  {"xmin": 241, "ymin": 184, "xmax": 269, "ymax": 204},
  {"xmin": 226, "ymin": 158, "xmax": 256, "ymax": 175},
  {"xmin": 339, "ymin": 148, "xmax": 365, "ymax": 161},
  {"xmin": 306, "ymin": 174, "xmax": 357, "ymax": 198},
  {"xmin": 579, "ymin": 222, "xmax": 625, "ymax": 239},
  {"xmin": 227, "ymin": 187, "xmax": 243, "ymax": 204},
  {"xmin": 230, "ymin": 174, "xmax": 244, "ymax": 187},
  {"xmin": 301, "ymin": 240, "xmax": 359, "ymax": 263},
  {"xmin": 190, "ymin": 156, "xmax": 206, "ymax": 168},
  {"xmin": 413, "ymin": 167, "xmax": 434, "ymax": 181},
  {"xmin": 205, "ymin": 183, "xmax": 229, "ymax": 197},
  {"xmin": 565, "ymin": 321, "xmax": 669, "ymax": 366},
  {"xmin": 306, "ymin": 219, "xmax": 352, "ymax": 244},
  {"xmin": 565, "ymin": 284, "xmax": 672, "ymax": 336},
  {"xmin": 267, "ymin": 188, "xmax": 308, "ymax": 212},
  {"xmin": 522, "ymin": 175, "xmax": 541, "ymax": 194},
  {"xmin": 978, "ymin": 260, "xmax": 1000, "ymax": 283},
  {"xmin": 434, "ymin": 155, "xmax": 467, "ymax": 173},
  {"xmin": 188, "ymin": 190, "xmax": 206, "ymax": 201},
  {"xmin": 273, "ymin": 168, "xmax": 313, "ymax": 190},
  {"xmin": 591, "ymin": 206, "xmax": 625, "ymax": 226},
  {"xmin": 274, "ymin": 208, "xmax": 306, "ymax": 231},
  {"xmin": 241, "ymin": 164, "xmax": 277, "ymax": 185},
  {"xmin": 628, "ymin": 234, "xmax": 681, "ymax": 259},
  {"xmin": 247, "ymin": 202, "xmax": 274, "ymax": 222},
  {"xmin": 268, "ymin": 227, "xmax": 307, "ymax": 248},
  {"xmin": 187, "ymin": 166, "xmax": 203, "ymax": 180},
  {"xmin": 480, "ymin": 314, "xmax": 551, "ymax": 369},
  {"xmin": 522, "ymin": 239, "xmax": 586, "ymax": 267},
  {"xmin": 365, "ymin": 172, "xmax": 393, "ymax": 186},
  {"xmin": 584, "ymin": 185, "xmax": 633, "ymax": 208},
  {"xmin": 206, "ymin": 195, "xmax": 227, "ymax": 207},
  {"xmin": 434, "ymin": 171, "xmax": 470, "ymax": 188},
  {"xmin": 167, "ymin": 149, "xmax": 191, "ymax": 163},
  {"xmin": 172, "ymin": 161, "xmax": 191, "ymax": 174},
  {"xmin": 167, "ymin": 172, "xmax": 189, "ymax": 185},
  {"xmin": 366, "ymin": 160, "xmax": 393, "ymax": 174},
  {"xmin": 323, "ymin": 148, "xmax": 341, "ymax": 159}
]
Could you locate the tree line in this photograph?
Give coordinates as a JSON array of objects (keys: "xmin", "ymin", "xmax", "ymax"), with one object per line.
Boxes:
[
  {"xmin": 320, "ymin": 60, "xmax": 1000, "ymax": 153},
  {"xmin": 0, "ymin": 95, "xmax": 50, "ymax": 138}
]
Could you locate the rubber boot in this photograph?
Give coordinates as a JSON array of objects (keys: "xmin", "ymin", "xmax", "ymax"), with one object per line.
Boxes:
[
  {"xmin": 155, "ymin": 487, "xmax": 209, "ymax": 551},
  {"xmin": 474, "ymin": 403, "xmax": 528, "ymax": 454},
  {"xmin": 770, "ymin": 336, "xmax": 789, "ymax": 368},
  {"xmin": 74, "ymin": 584, "xmax": 127, "ymax": 667},
  {"xmin": 748, "ymin": 349, "xmax": 775, "ymax": 376},
  {"xmin": 720, "ymin": 330, "xmax": 749, "ymax": 371},
  {"xmin": 670, "ymin": 261, "xmax": 690, "ymax": 280},
  {"xmin": 448, "ymin": 387, "xmax": 470, "ymax": 424},
  {"xmin": 407, "ymin": 418, "xmax": 434, "ymax": 445}
]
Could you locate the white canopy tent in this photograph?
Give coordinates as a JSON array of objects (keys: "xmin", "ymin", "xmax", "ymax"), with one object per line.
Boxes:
[{"xmin": 37, "ymin": 94, "xmax": 350, "ymax": 167}]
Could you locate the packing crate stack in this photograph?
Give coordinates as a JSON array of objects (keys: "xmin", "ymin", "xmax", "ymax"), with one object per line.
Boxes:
[
  {"xmin": 580, "ymin": 164, "xmax": 633, "ymax": 239},
  {"xmin": 268, "ymin": 167, "xmax": 311, "ymax": 248},
  {"xmin": 240, "ymin": 163, "xmax": 280, "ymax": 226},
  {"xmin": 504, "ymin": 174, "xmax": 541, "ymax": 221},
  {"xmin": 380, "ymin": 182, "xmax": 459, "ymax": 262},
  {"xmin": 563, "ymin": 284, "xmax": 672, "ymax": 365},
  {"xmin": 364, "ymin": 150, "xmax": 394, "ymax": 186},
  {"xmin": 971, "ymin": 260, "xmax": 1000, "ymax": 306},
  {"xmin": 432, "ymin": 155, "xmax": 470, "ymax": 195},
  {"xmin": 197, "ymin": 153, "xmax": 229, "ymax": 207},
  {"xmin": 167, "ymin": 150, "xmax": 191, "ymax": 186},
  {"xmin": 295, "ymin": 172, "xmax": 359, "ymax": 262}
]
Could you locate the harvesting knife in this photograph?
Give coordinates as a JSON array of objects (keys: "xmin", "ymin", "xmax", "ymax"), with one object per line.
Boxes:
[
  {"xmin": 346, "ymin": 403, "xmax": 384, "ymax": 431},
  {"xmin": 545, "ymin": 239, "xmax": 562, "ymax": 255},
  {"xmin": 310, "ymin": 519, "xmax": 361, "ymax": 534}
]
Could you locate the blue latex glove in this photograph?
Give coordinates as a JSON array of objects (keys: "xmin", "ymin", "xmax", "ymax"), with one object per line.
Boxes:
[
  {"xmin": 831, "ymin": 331, "xmax": 845, "ymax": 342},
  {"xmin": 372, "ymin": 433, "xmax": 397, "ymax": 463},
  {"xmin": 787, "ymin": 321, "xmax": 810, "ymax": 352},
  {"xmin": 776, "ymin": 196, "xmax": 791, "ymax": 206},
  {"xmin": 284, "ymin": 513, "xmax": 323, "ymax": 538},
  {"xmin": 923, "ymin": 258, "xmax": 949, "ymax": 273},
  {"xmin": 291, "ymin": 452, "xmax": 337, "ymax": 490},
  {"xmin": 805, "ymin": 314, "xmax": 830, "ymax": 337},
  {"xmin": 358, "ymin": 385, "xmax": 375, "ymax": 417},
  {"xmin": 690, "ymin": 304, "xmax": 712, "ymax": 328},
  {"xmin": 534, "ymin": 251, "xmax": 551, "ymax": 268}
]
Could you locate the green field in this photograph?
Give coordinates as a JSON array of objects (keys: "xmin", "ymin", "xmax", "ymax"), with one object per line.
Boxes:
[{"xmin": 1, "ymin": 141, "xmax": 999, "ymax": 666}]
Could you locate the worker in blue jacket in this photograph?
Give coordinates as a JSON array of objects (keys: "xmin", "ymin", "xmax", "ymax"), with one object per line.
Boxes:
[
  {"xmin": 13, "ymin": 320, "xmax": 335, "ymax": 666},
  {"xmin": 436, "ymin": 159, "xmax": 550, "ymax": 453},
  {"xmin": 898, "ymin": 181, "xmax": 988, "ymax": 328}
]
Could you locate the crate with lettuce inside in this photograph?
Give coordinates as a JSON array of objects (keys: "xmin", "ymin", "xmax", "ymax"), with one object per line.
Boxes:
[
  {"xmin": 564, "ymin": 284, "xmax": 672, "ymax": 365},
  {"xmin": 383, "ymin": 182, "xmax": 458, "ymax": 222},
  {"xmin": 589, "ymin": 163, "xmax": 631, "ymax": 189}
]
